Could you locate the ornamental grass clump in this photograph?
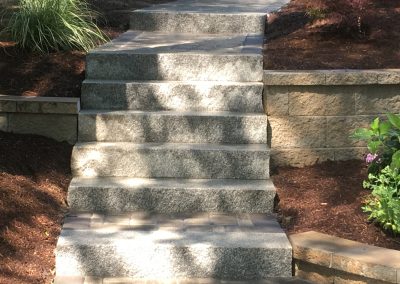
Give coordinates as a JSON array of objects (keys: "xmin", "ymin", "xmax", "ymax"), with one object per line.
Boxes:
[
  {"xmin": 352, "ymin": 113, "xmax": 400, "ymax": 234},
  {"xmin": 3, "ymin": 0, "xmax": 107, "ymax": 53}
]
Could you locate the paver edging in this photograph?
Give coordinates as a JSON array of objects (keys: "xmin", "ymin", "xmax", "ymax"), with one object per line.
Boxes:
[{"xmin": 289, "ymin": 231, "xmax": 400, "ymax": 284}]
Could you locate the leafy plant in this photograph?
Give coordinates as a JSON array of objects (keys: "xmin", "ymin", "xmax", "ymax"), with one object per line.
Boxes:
[
  {"xmin": 363, "ymin": 166, "xmax": 400, "ymax": 234},
  {"xmin": 2, "ymin": 0, "xmax": 107, "ymax": 53},
  {"xmin": 352, "ymin": 114, "xmax": 400, "ymax": 174}
]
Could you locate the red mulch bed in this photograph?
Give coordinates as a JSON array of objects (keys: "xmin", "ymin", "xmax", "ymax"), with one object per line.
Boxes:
[
  {"xmin": 273, "ymin": 160, "xmax": 400, "ymax": 251},
  {"xmin": 0, "ymin": 131, "xmax": 72, "ymax": 284},
  {"xmin": 265, "ymin": 0, "xmax": 400, "ymax": 69}
]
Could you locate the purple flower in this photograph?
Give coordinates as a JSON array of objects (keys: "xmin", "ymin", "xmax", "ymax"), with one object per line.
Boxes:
[{"xmin": 365, "ymin": 153, "xmax": 378, "ymax": 164}]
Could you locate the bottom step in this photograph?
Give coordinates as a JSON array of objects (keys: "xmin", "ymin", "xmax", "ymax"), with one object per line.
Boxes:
[{"xmin": 56, "ymin": 213, "xmax": 292, "ymax": 280}]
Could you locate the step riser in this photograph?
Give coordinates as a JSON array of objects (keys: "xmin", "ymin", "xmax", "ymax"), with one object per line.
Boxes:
[
  {"xmin": 81, "ymin": 81, "xmax": 264, "ymax": 112},
  {"xmin": 78, "ymin": 112, "xmax": 267, "ymax": 143},
  {"xmin": 56, "ymin": 232, "xmax": 292, "ymax": 279},
  {"xmin": 86, "ymin": 53, "xmax": 263, "ymax": 81},
  {"xmin": 71, "ymin": 144, "xmax": 270, "ymax": 179},
  {"xmin": 130, "ymin": 12, "xmax": 266, "ymax": 34},
  {"xmin": 68, "ymin": 187, "xmax": 275, "ymax": 214}
]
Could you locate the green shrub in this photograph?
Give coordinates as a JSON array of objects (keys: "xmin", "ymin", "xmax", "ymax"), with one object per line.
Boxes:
[
  {"xmin": 352, "ymin": 114, "xmax": 400, "ymax": 174},
  {"xmin": 363, "ymin": 166, "xmax": 400, "ymax": 234},
  {"xmin": 2, "ymin": 0, "xmax": 107, "ymax": 53}
]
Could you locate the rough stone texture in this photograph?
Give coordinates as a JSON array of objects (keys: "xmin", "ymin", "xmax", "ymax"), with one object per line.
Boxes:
[
  {"xmin": 290, "ymin": 231, "xmax": 400, "ymax": 284},
  {"xmin": 326, "ymin": 116, "xmax": 376, "ymax": 148},
  {"xmin": 71, "ymin": 142, "xmax": 270, "ymax": 179},
  {"xmin": 68, "ymin": 177, "xmax": 276, "ymax": 213},
  {"xmin": 324, "ymin": 70, "xmax": 379, "ymax": 85},
  {"xmin": 81, "ymin": 80, "xmax": 264, "ymax": 112},
  {"xmin": 287, "ymin": 86, "xmax": 355, "ymax": 116},
  {"xmin": 86, "ymin": 52, "xmax": 263, "ymax": 82},
  {"xmin": 355, "ymin": 85, "xmax": 400, "ymax": 115},
  {"xmin": 129, "ymin": 0, "xmax": 289, "ymax": 34},
  {"xmin": 270, "ymin": 148, "xmax": 334, "ymax": 167},
  {"xmin": 264, "ymin": 71, "xmax": 326, "ymax": 85},
  {"xmin": 78, "ymin": 111, "xmax": 267, "ymax": 143},
  {"xmin": 0, "ymin": 114, "xmax": 7, "ymax": 131},
  {"xmin": 268, "ymin": 116, "xmax": 326, "ymax": 148},
  {"xmin": 378, "ymin": 70, "xmax": 400, "ymax": 84},
  {"xmin": 263, "ymin": 86, "xmax": 288, "ymax": 116},
  {"xmin": 7, "ymin": 113, "xmax": 77, "ymax": 143},
  {"xmin": 56, "ymin": 215, "xmax": 292, "ymax": 279},
  {"xmin": 0, "ymin": 99, "xmax": 16, "ymax": 112}
]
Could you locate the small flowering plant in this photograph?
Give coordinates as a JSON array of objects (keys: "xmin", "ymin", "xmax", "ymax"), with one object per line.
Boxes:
[{"xmin": 352, "ymin": 114, "xmax": 400, "ymax": 174}]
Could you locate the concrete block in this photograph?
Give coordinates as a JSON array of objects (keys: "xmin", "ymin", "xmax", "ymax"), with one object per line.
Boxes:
[
  {"xmin": 268, "ymin": 116, "xmax": 326, "ymax": 148},
  {"xmin": 68, "ymin": 177, "xmax": 276, "ymax": 213},
  {"xmin": 71, "ymin": 142, "xmax": 270, "ymax": 179},
  {"xmin": 264, "ymin": 71, "xmax": 326, "ymax": 85},
  {"xmin": 287, "ymin": 86, "xmax": 355, "ymax": 116},
  {"xmin": 78, "ymin": 110, "xmax": 267, "ymax": 143},
  {"xmin": 0, "ymin": 99, "xmax": 16, "ymax": 112},
  {"xmin": 81, "ymin": 80, "xmax": 264, "ymax": 113},
  {"xmin": 7, "ymin": 113, "xmax": 77, "ymax": 143},
  {"xmin": 324, "ymin": 70, "xmax": 379, "ymax": 85},
  {"xmin": 326, "ymin": 116, "xmax": 376, "ymax": 148},
  {"xmin": 355, "ymin": 85, "xmax": 400, "ymax": 115},
  {"xmin": 377, "ymin": 70, "xmax": 400, "ymax": 84},
  {"xmin": 264, "ymin": 86, "xmax": 289, "ymax": 115}
]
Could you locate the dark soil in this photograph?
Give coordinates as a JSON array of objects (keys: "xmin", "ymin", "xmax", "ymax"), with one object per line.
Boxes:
[
  {"xmin": 0, "ymin": 131, "xmax": 72, "ymax": 284},
  {"xmin": 264, "ymin": 0, "xmax": 400, "ymax": 69},
  {"xmin": 273, "ymin": 160, "xmax": 400, "ymax": 251}
]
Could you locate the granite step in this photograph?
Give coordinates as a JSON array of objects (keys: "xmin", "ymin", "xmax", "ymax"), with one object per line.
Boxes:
[
  {"xmin": 78, "ymin": 110, "xmax": 267, "ymax": 143},
  {"xmin": 81, "ymin": 80, "xmax": 264, "ymax": 112},
  {"xmin": 55, "ymin": 213, "xmax": 292, "ymax": 280},
  {"xmin": 68, "ymin": 177, "xmax": 276, "ymax": 214},
  {"xmin": 86, "ymin": 31, "xmax": 263, "ymax": 81},
  {"xmin": 129, "ymin": 0, "xmax": 288, "ymax": 34},
  {"xmin": 71, "ymin": 142, "xmax": 270, "ymax": 179}
]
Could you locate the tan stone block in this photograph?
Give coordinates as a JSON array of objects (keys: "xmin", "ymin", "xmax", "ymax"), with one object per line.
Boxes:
[
  {"xmin": 377, "ymin": 70, "xmax": 400, "ymax": 84},
  {"xmin": 288, "ymin": 86, "xmax": 355, "ymax": 116},
  {"xmin": 8, "ymin": 113, "xmax": 77, "ymax": 143},
  {"xmin": 264, "ymin": 70, "xmax": 326, "ymax": 85},
  {"xmin": 103, "ymin": 278, "xmax": 135, "ymax": 284},
  {"xmin": 264, "ymin": 86, "xmax": 289, "ymax": 115},
  {"xmin": 271, "ymin": 148, "xmax": 334, "ymax": 167},
  {"xmin": 0, "ymin": 113, "xmax": 7, "ymax": 131},
  {"xmin": 0, "ymin": 99, "xmax": 16, "ymax": 112},
  {"xmin": 355, "ymin": 85, "xmax": 400, "ymax": 115},
  {"xmin": 326, "ymin": 116, "xmax": 375, "ymax": 147},
  {"xmin": 269, "ymin": 116, "xmax": 326, "ymax": 148},
  {"xmin": 333, "ymin": 147, "xmax": 367, "ymax": 161},
  {"xmin": 14, "ymin": 96, "xmax": 80, "ymax": 114},
  {"xmin": 83, "ymin": 277, "xmax": 103, "ymax": 284},
  {"xmin": 294, "ymin": 260, "xmax": 334, "ymax": 284},
  {"xmin": 324, "ymin": 70, "xmax": 379, "ymax": 85},
  {"xmin": 54, "ymin": 276, "xmax": 85, "ymax": 284}
]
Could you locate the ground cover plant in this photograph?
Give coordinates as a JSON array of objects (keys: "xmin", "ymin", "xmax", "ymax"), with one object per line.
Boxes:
[{"xmin": 352, "ymin": 114, "xmax": 400, "ymax": 234}]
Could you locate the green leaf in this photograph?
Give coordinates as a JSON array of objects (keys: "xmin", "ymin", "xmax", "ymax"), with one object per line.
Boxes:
[
  {"xmin": 351, "ymin": 128, "xmax": 373, "ymax": 140},
  {"xmin": 379, "ymin": 121, "xmax": 391, "ymax": 136},
  {"xmin": 387, "ymin": 113, "xmax": 400, "ymax": 129},
  {"xmin": 367, "ymin": 141, "xmax": 381, "ymax": 153},
  {"xmin": 391, "ymin": 150, "xmax": 400, "ymax": 169},
  {"xmin": 370, "ymin": 117, "xmax": 380, "ymax": 131}
]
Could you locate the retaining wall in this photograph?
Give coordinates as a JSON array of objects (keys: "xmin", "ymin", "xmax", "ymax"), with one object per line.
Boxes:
[
  {"xmin": 264, "ymin": 70, "xmax": 400, "ymax": 167},
  {"xmin": 0, "ymin": 95, "xmax": 79, "ymax": 144}
]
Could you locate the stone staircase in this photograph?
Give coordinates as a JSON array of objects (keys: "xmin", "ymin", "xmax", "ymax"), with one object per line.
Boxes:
[{"xmin": 55, "ymin": 0, "xmax": 293, "ymax": 282}]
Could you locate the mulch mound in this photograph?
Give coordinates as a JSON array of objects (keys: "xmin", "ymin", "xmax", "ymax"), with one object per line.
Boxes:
[
  {"xmin": 265, "ymin": 0, "xmax": 400, "ymax": 69},
  {"xmin": 273, "ymin": 160, "xmax": 400, "ymax": 251},
  {"xmin": 0, "ymin": 131, "xmax": 72, "ymax": 284}
]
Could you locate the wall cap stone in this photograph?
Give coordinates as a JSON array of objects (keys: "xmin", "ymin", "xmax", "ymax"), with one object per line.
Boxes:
[
  {"xmin": 0, "ymin": 95, "xmax": 80, "ymax": 114},
  {"xmin": 289, "ymin": 231, "xmax": 400, "ymax": 283},
  {"xmin": 264, "ymin": 69, "xmax": 400, "ymax": 86}
]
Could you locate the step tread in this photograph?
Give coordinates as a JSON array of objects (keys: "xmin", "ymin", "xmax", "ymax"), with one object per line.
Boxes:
[
  {"xmin": 133, "ymin": 0, "xmax": 286, "ymax": 15},
  {"xmin": 90, "ymin": 30, "xmax": 262, "ymax": 55},
  {"xmin": 79, "ymin": 110, "xmax": 267, "ymax": 117},
  {"xmin": 74, "ymin": 142, "xmax": 270, "ymax": 151},
  {"xmin": 59, "ymin": 213, "xmax": 290, "ymax": 248},
  {"xmin": 70, "ymin": 177, "xmax": 274, "ymax": 191},
  {"xmin": 83, "ymin": 79, "xmax": 264, "ymax": 85}
]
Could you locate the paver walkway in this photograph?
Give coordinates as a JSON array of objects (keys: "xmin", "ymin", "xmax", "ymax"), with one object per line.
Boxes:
[{"xmin": 55, "ymin": 0, "xmax": 294, "ymax": 282}]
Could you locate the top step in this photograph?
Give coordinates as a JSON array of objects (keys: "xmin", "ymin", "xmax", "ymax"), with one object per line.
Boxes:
[{"xmin": 130, "ymin": 0, "xmax": 289, "ymax": 34}]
